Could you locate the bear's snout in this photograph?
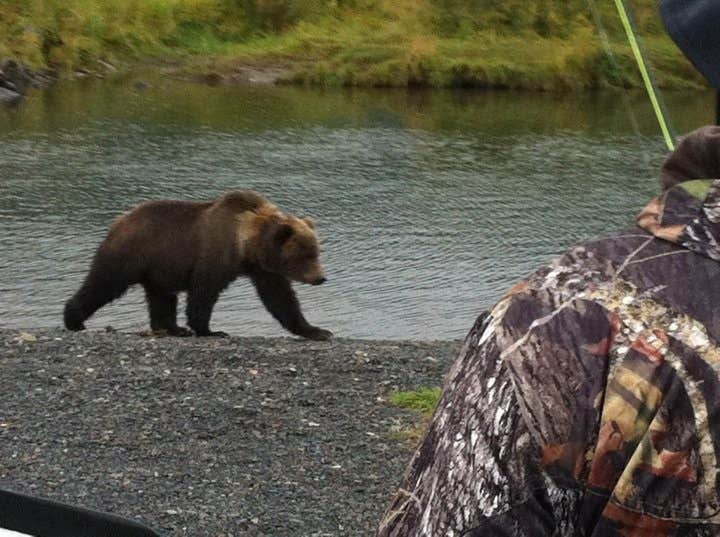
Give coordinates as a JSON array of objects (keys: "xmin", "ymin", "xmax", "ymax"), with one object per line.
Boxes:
[{"xmin": 311, "ymin": 277, "xmax": 327, "ymax": 286}]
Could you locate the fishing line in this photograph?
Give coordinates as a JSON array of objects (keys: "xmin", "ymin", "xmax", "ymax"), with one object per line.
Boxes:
[
  {"xmin": 586, "ymin": 0, "xmax": 642, "ymax": 138},
  {"xmin": 613, "ymin": 0, "xmax": 676, "ymax": 151},
  {"xmin": 586, "ymin": 0, "xmax": 677, "ymax": 152}
]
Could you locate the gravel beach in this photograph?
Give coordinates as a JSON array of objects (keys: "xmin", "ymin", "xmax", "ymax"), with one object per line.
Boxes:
[{"xmin": 0, "ymin": 329, "xmax": 461, "ymax": 536}]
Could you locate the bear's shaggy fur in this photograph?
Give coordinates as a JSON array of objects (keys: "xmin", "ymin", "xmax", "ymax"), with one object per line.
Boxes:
[{"xmin": 63, "ymin": 190, "xmax": 332, "ymax": 340}]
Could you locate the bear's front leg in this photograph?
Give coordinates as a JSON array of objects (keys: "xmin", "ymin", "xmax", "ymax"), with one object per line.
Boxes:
[
  {"xmin": 250, "ymin": 269, "xmax": 333, "ymax": 341},
  {"xmin": 302, "ymin": 326, "xmax": 334, "ymax": 341}
]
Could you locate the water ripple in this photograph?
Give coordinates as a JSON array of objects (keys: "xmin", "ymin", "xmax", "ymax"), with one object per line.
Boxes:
[{"xmin": 0, "ymin": 83, "xmax": 703, "ymax": 339}]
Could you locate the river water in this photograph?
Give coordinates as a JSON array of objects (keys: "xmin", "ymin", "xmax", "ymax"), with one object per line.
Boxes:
[{"xmin": 0, "ymin": 77, "xmax": 714, "ymax": 339}]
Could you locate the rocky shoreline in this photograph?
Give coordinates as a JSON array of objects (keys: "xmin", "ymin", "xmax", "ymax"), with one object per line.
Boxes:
[
  {"xmin": 0, "ymin": 57, "xmax": 291, "ymax": 107},
  {"xmin": 0, "ymin": 59, "xmax": 58, "ymax": 104},
  {"xmin": 0, "ymin": 58, "xmax": 126, "ymax": 105},
  {"xmin": 0, "ymin": 329, "xmax": 461, "ymax": 536}
]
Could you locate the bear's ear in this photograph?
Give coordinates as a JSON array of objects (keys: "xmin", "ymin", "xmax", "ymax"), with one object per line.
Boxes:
[
  {"xmin": 302, "ymin": 217, "xmax": 316, "ymax": 230},
  {"xmin": 274, "ymin": 223, "xmax": 294, "ymax": 245}
]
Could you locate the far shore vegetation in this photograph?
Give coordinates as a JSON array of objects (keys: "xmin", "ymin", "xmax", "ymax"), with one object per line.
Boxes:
[{"xmin": 0, "ymin": 0, "xmax": 707, "ymax": 90}]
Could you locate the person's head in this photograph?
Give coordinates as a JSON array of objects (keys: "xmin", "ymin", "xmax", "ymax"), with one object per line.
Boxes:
[{"xmin": 660, "ymin": 126, "xmax": 720, "ymax": 189}]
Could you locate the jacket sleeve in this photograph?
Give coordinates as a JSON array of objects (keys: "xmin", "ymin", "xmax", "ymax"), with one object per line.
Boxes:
[
  {"xmin": 378, "ymin": 290, "xmax": 613, "ymax": 537},
  {"xmin": 377, "ymin": 311, "xmax": 553, "ymax": 537}
]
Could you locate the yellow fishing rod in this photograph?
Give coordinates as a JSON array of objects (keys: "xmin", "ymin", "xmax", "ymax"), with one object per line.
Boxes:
[{"xmin": 612, "ymin": 0, "xmax": 676, "ymax": 151}]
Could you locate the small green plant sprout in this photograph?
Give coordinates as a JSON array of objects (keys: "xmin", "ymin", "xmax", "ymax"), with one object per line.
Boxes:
[
  {"xmin": 390, "ymin": 387, "xmax": 442, "ymax": 418},
  {"xmin": 388, "ymin": 387, "xmax": 442, "ymax": 445}
]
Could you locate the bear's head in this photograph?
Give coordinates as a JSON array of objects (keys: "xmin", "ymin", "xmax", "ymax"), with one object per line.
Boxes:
[{"xmin": 252, "ymin": 211, "xmax": 327, "ymax": 285}]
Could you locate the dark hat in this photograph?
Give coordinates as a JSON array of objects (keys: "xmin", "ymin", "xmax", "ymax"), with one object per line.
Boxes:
[
  {"xmin": 660, "ymin": 126, "xmax": 720, "ymax": 190},
  {"xmin": 661, "ymin": 0, "xmax": 720, "ymax": 90}
]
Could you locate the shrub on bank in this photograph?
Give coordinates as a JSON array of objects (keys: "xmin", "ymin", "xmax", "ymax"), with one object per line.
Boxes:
[{"xmin": 0, "ymin": 0, "xmax": 706, "ymax": 89}]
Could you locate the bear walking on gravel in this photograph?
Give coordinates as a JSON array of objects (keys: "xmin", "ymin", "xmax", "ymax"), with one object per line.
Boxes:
[{"xmin": 63, "ymin": 190, "xmax": 332, "ymax": 340}]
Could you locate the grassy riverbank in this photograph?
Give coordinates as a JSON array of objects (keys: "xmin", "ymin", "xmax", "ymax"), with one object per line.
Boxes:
[{"xmin": 0, "ymin": 0, "xmax": 706, "ymax": 90}]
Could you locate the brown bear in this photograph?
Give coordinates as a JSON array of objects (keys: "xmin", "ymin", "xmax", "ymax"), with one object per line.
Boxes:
[{"xmin": 63, "ymin": 190, "xmax": 332, "ymax": 340}]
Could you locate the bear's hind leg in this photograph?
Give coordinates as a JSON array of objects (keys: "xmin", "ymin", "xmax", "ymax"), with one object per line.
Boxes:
[
  {"xmin": 144, "ymin": 287, "xmax": 192, "ymax": 337},
  {"xmin": 64, "ymin": 270, "xmax": 132, "ymax": 331},
  {"xmin": 186, "ymin": 286, "xmax": 227, "ymax": 337}
]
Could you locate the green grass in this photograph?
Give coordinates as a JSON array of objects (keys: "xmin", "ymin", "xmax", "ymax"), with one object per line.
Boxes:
[
  {"xmin": 389, "ymin": 387, "xmax": 442, "ymax": 444},
  {"xmin": 0, "ymin": 0, "xmax": 707, "ymax": 90},
  {"xmin": 390, "ymin": 387, "xmax": 442, "ymax": 416}
]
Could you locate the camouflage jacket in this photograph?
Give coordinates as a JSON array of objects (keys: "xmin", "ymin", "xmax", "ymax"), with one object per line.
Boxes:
[{"xmin": 379, "ymin": 179, "xmax": 720, "ymax": 537}]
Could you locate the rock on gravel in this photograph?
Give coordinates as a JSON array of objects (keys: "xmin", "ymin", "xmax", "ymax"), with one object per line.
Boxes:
[
  {"xmin": 0, "ymin": 86, "xmax": 22, "ymax": 105},
  {"xmin": 0, "ymin": 329, "xmax": 462, "ymax": 536}
]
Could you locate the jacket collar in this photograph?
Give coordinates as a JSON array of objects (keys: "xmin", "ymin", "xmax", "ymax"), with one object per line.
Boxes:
[{"xmin": 637, "ymin": 179, "xmax": 720, "ymax": 261}]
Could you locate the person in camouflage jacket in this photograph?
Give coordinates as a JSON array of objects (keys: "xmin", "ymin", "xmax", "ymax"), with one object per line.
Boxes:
[{"xmin": 379, "ymin": 126, "xmax": 720, "ymax": 537}]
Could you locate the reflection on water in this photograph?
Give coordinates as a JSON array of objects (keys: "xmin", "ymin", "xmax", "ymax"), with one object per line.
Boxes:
[{"xmin": 0, "ymin": 77, "xmax": 714, "ymax": 339}]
